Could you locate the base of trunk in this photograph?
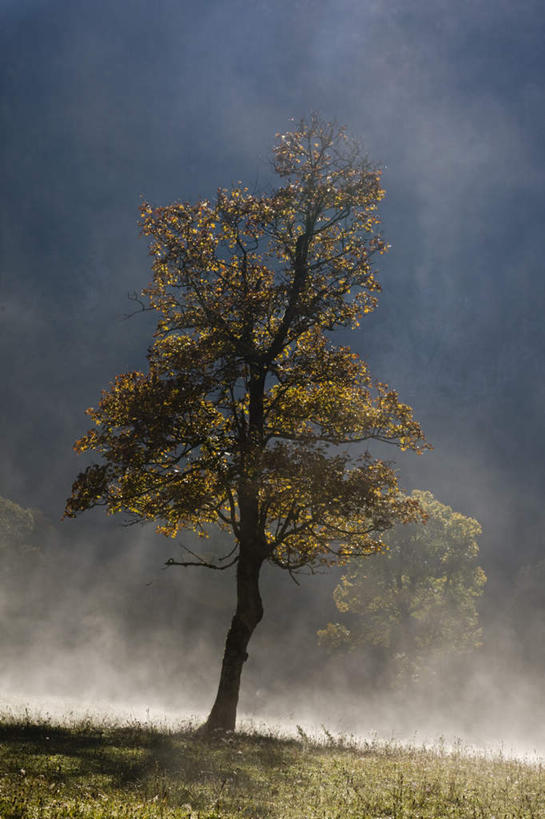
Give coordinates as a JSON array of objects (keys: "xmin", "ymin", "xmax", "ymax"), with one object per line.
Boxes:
[{"xmin": 200, "ymin": 552, "xmax": 264, "ymax": 734}]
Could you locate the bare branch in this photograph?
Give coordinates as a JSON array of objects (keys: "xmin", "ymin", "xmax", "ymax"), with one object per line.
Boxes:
[
  {"xmin": 123, "ymin": 291, "xmax": 153, "ymax": 320},
  {"xmin": 165, "ymin": 555, "xmax": 238, "ymax": 570}
]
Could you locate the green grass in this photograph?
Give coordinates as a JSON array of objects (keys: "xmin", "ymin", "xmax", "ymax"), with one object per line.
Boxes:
[{"xmin": 0, "ymin": 713, "xmax": 543, "ymax": 817}]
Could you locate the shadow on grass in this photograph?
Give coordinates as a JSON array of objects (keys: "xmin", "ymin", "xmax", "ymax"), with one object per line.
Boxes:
[{"xmin": 0, "ymin": 717, "xmax": 305, "ymax": 811}]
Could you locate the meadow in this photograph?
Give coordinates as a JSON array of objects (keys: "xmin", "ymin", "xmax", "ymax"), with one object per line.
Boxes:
[{"xmin": 0, "ymin": 713, "xmax": 544, "ymax": 818}]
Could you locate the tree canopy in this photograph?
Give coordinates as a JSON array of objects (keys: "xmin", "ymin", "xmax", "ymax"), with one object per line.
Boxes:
[
  {"xmin": 65, "ymin": 115, "xmax": 428, "ymax": 731},
  {"xmin": 0, "ymin": 495, "xmax": 36, "ymax": 572},
  {"xmin": 0, "ymin": 496, "xmax": 34, "ymax": 546},
  {"xmin": 319, "ymin": 490, "xmax": 486, "ymax": 682}
]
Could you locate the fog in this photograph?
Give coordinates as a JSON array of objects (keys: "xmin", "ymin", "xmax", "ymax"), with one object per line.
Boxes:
[{"xmin": 2, "ymin": 0, "xmax": 545, "ymax": 758}]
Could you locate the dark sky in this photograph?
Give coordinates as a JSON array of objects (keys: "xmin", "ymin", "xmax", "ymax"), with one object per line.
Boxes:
[{"xmin": 2, "ymin": 0, "xmax": 545, "ymax": 576}]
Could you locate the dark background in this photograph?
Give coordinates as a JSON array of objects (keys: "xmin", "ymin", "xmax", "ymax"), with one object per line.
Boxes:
[{"xmin": 2, "ymin": 0, "xmax": 545, "ymax": 746}]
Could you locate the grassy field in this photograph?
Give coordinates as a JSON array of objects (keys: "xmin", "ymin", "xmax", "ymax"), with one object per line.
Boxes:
[{"xmin": 0, "ymin": 713, "xmax": 543, "ymax": 818}]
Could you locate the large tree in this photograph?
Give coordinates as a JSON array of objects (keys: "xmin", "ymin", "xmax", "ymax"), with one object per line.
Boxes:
[{"xmin": 65, "ymin": 116, "xmax": 427, "ymax": 732}]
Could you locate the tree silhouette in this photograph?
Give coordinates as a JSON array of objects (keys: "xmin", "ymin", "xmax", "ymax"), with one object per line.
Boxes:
[{"xmin": 65, "ymin": 115, "xmax": 427, "ymax": 732}]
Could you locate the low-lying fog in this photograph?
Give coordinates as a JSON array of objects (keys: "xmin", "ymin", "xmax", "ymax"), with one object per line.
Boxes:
[{"xmin": 2, "ymin": 508, "xmax": 544, "ymax": 763}]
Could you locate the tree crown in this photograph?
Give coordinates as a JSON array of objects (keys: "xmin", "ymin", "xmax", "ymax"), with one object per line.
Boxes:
[{"xmin": 65, "ymin": 115, "xmax": 428, "ymax": 574}]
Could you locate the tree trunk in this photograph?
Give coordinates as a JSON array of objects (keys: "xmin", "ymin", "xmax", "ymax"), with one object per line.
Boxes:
[{"xmin": 200, "ymin": 548, "xmax": 264, "ymax": 733}]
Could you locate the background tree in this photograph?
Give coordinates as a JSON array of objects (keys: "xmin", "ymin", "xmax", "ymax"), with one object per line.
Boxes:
[
  {"xmin": 0, "ymin": 495, "xmax": 40, "ymax": 649},
  {"xmin": 509, "ymin": 559, "xmax": 545, "ymax": 671},
  {"xmin": 0, "ymin": 496, "xmax": 36, "ymax": 573},
  {"xmin": 65, "ymin": 115, "xmax": 427, "ymax": 732},
  {"xmin": 318, "ymin": 490, "xmax": 486, "ymax": 682}
]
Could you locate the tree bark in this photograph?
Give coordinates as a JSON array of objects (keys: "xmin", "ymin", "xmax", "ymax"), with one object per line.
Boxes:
[
  {"xmin": 200, "ymin": 362, "xmax": 267, "ymax": 735},
  {"xmin": 200, "ymin": 547, "xmax": 264, "ymax": 733}
]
